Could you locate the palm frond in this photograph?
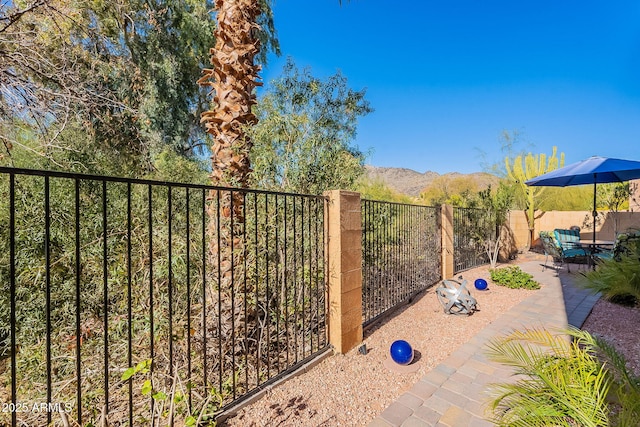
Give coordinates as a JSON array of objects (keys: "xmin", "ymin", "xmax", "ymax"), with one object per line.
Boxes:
[
  {"xmin": 485, "ymin": 327, "xmax": 572, "ymax": 370},
  {"xmin": 484, "ymin": 327, "xmax": 618, "ymax": 426}
]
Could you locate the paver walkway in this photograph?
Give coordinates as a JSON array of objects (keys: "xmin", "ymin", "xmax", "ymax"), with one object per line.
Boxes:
[{"xmin": 369, "ymin": 260, "xmax": 600, "ymax": 427}]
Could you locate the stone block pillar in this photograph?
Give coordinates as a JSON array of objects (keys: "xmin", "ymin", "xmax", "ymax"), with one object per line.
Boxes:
[
  {"xmin": 324, "ymin": 190, "xmax": 363, "ymax": 354},
  {"xmin": 441, "ymin": 204, "xmax": 454, "ymax": 279}
]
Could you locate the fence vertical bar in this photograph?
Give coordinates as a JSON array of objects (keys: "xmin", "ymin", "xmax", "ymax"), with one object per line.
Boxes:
[
  {"xmin": 216, "ymin": 190, "xmax": 223, "ymax": 395},
  {"xmin": 185, "ymin": 188, "xmax": 192, "ymax": 410},
  {"xmin": 396, "ymin": 204, "xmax": 400, "ymax": 305},
  {"xmin": 127, "ymin": 183, "xmax": 133, "ymax": 424},
  {"xmin": 371, "ymin": 200, "xmax": 376, "ymax": 319},
  {"xmin": 284, "ymin": 196, "xmax": 289, "ymax": 367},
  {"xmin": 372, "ymin": 201, "xmax": 378, "ymax": 320},
  {"xmin": 380, "ymin": 203, "xmax": 386, "ymax": 315},
  {"xmin": 407, "ymin": 205, "xmax": 412, "ymax": 290},
  {"xmin": 362, "ymin": 199, "xmax": 369, "ymax": 323},
  {"xmin": 374, "ymin": 201, "xmax": 378, "ymax": 318},
  {"xmin": 362, "ymin": 200, "xmax": 368, "ymax": 322},
  {"xmin": 315, "ymin": 198, "xmax": 321, "ymax": 351},
  {"xmin": 399, "ymin": 203, "xmax": 405, "ymax": 296},
  {"xmin": 243, "ymin": 191, "xmax": 249, "ymax": 390},
  {"xmin": 74, "ymin": 178, "xmax": 82, "ymax": 425},
  {"xmin": 148, "ymin": 184, "xmax": 155, "ymax": 421},
  {"xmin": 44, "ymin": 176, "xmax": 52, "ymax": 426},
  {"xmin": 102, "ymin": 181, "xmax": 109, "ymax": 415},
  {"xmin": 400, "ymin": 204, "xmax": 405, "ymax": 300},
  {"xmin": 9, "ymin": 173, "xmax": 16, "ymax": 427},
  {"xmin": 388, "ymin": 204, "xmax": 393, "ymax": 308},
  {"xmin": 230, "ymin": 190, "xmax": 236, "ymax": 399},
  {"xmin": 265, "ymin": 194, "xmax": 271, "ymax": 378},
  {"xmin": 391, "ymin": 204, "xmax": 397, "ymax": 306},
  {"xmin": 293, "ymin": 197, "xmax": 298, "ymax": 363},
  {"xmin": 253, "ymin": 193, "xmax": 260, "ymax": 383},
  {"xmin": 201, "ymin": 188, "xmax": 208, "ymax": 390},
  {"xmin": 274, "ymin": 193, "xmax": 280, "ymax": 374},
  {"xmin": 168, "ymin": 186, "xmax": 173, "ymax": 377},
  {"xmin": 371, "ymin": 200, "xmax": 376, "ymax": 320},
  {"xmin": 413, "ymin": 205, "xmax": 418, "ymax": 290},
  {"xmin": 305, "ymin": 198, "xmax": 310, "ymax": 357}
]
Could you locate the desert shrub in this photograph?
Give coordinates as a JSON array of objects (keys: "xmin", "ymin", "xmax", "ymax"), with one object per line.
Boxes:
[{"xmin": 489, "ymin": 266, "xmax": 540, "ymax": 290}]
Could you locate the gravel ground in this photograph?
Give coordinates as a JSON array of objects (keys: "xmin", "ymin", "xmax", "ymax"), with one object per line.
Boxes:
[
  {"xmin": 582, "ymin": 298, "xmax": 640, "ymax": 377},
  {"xmin": 221, "ymin": 258, "xmax": 640, "ymax": 427}
]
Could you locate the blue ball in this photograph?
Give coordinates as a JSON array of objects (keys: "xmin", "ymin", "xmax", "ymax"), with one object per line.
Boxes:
[
  {"xmin": 390, "ymin": 340, "xmax": 414, "ymax": 365},
  {"xmin": 475, "ymin": 278, "xmax": 488, "ymax": 290}
]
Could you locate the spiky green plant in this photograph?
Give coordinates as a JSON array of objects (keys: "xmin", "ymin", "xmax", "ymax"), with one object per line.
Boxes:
[
  {"xmin": 485, "ymin": 327, "xmax": 640, "ymax": 426},
  {"xmin": 577, "ymin": 240, "xmax": 640, "ymax": 305}
]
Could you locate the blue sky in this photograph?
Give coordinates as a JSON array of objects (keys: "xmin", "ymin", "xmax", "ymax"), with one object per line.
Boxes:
[{"xmin": 261, "ymin": 0, "xmax": 640, "ymax": 174}]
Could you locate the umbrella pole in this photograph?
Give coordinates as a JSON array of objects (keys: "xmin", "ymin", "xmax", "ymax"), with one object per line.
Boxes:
[{"xmin": 592, "ymin": 178, "xmax": 597, "ymax": 245}]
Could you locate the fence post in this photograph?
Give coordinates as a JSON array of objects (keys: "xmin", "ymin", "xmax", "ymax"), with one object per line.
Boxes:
[
  {"xmin": 441, "ymin": 204, "xmax": 454, "ymax": 279},
  {"xmin": 324, "ymin": 190, "xmax": 363, "ymax": 354}
]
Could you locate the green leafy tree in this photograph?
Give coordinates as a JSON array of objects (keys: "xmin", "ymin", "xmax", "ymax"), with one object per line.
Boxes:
[
  {"xmin": 597, "ymin": 182, "xmax": 631, "ymax": 235},
  {"xmin": 538, "ymin": 186, "xmax": 593, "ymax": 211},
  {"xmin": 505, "ymin": 143, "xmax": 564, "ymax": 249},
  {"xmin": 419, "ymin": 173, "xmax": 501, "ymax": 207},
  {"xmin": 1, "ymin": 0, "xmax": 219, "ymax": 173},
  {"xmin": 247, "ymin": 58, "xmax": 372, "ymax": 194},
  {"xmin": 420, "ymin": 175, "xmax": 482, "ymax": 206},
  {"xmin": 473, "ymin": 183, "xmax": 515, "ymax": 267},
  {"xmin": 357, "ymin": 177, "xmax": 415, "ymax": 203},
  {"xmin": 598, "ymin": 182, "xmax": 631, "ymax": 211}
]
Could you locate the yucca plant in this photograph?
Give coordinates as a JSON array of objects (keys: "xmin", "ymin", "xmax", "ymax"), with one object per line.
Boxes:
[{"xmin": 484, "ymin": 327, "xmax": 640, "ymax": 426}]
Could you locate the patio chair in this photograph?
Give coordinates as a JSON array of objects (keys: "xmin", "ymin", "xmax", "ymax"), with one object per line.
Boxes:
[
  {"xmin": 540, "ymin": 231, "xmax": 587, "ymax": 272},
  {"xmin": 553, "ymin": 228, "xmax": 583, "ymax": 252},
  {"xmin": 592, "ymin": 229, "xmax": 640, "ymax": 263}
]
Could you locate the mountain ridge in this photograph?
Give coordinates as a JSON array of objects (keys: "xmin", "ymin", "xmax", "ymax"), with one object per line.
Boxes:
[{"xmin": 364, "ymin": 165, "xmax": 499, "ymax": 197}]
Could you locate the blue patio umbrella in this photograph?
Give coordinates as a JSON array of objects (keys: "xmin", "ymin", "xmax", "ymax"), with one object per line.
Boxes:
[{"xmin": 525, "ymin": 156, "xmax": 640, "ymax": 244}]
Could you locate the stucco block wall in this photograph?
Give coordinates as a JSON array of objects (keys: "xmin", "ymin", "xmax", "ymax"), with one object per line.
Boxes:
[{"xmin": 508, "ymin": 209, "xmax": 640, "ymax": 250}]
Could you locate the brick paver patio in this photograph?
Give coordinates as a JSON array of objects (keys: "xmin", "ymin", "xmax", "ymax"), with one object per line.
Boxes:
[{"xmin": 369, "ymin": 259, "xmax": 600, "ymax": 427}]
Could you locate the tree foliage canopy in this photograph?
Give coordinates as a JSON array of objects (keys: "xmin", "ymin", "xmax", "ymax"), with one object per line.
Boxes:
[
  {"xmin": 0, "ymin": 0, "xmax": 237, "ymax": 175},
  {"xmin": 356, "ymin": 177, "xmax": 415, "ymax": 203},
  {"xmin": 247, "ymin": 58, "xmax": 372, "ymax": 194},
  {"xmin": 420, "ymin": 175, "xmax": 483, "ymax": 207}
]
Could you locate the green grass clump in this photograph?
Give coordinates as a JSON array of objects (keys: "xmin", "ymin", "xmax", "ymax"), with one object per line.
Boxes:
[{"xmin": 489, "ymin": 266, "xmax": 540, "ymax": 290}]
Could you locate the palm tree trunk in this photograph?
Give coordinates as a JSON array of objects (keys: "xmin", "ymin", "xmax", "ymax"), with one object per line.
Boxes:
[{"xmin": 198, "ymin": 0, "xmax": 262, "ymax": 396}]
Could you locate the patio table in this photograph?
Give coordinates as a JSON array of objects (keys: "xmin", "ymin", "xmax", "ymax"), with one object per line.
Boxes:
[{"xmin": 578, "ymin": 239, "xmax": 615, "ymax": 269}]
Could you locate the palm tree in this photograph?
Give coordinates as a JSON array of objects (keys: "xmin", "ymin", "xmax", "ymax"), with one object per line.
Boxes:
[
  {"xmin": 197, "ymin": 0, "xmax": 263, "ymax": 392},
  {"xmin": 199, "ymin": 0, "xmax": 261, "ymax": 189}
]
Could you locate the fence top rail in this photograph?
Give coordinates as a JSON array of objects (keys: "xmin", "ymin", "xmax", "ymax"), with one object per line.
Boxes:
[
  {"xmin": 0, "ymin": 166, "xmax": 327, "ymax": 200},
  {"xmin": 362, "ymin": 198, "xmax": 439, "ymax": 209},
  {"xmin": 453, "ymin": 206, "xmax": 485, "ymax": 213}
]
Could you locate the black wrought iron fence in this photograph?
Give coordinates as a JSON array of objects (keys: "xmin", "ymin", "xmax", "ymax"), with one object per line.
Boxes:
[
  {"xmin": 0, "ymin": 167, "xmax": 327, "ymax": 426},
  {"xmin": 361, "ymin": 200, "xmax": 441, "ymax": 326},
  {"xmin": 452, "ymin": 206, "xmax": 495, "ymax": 272}
]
